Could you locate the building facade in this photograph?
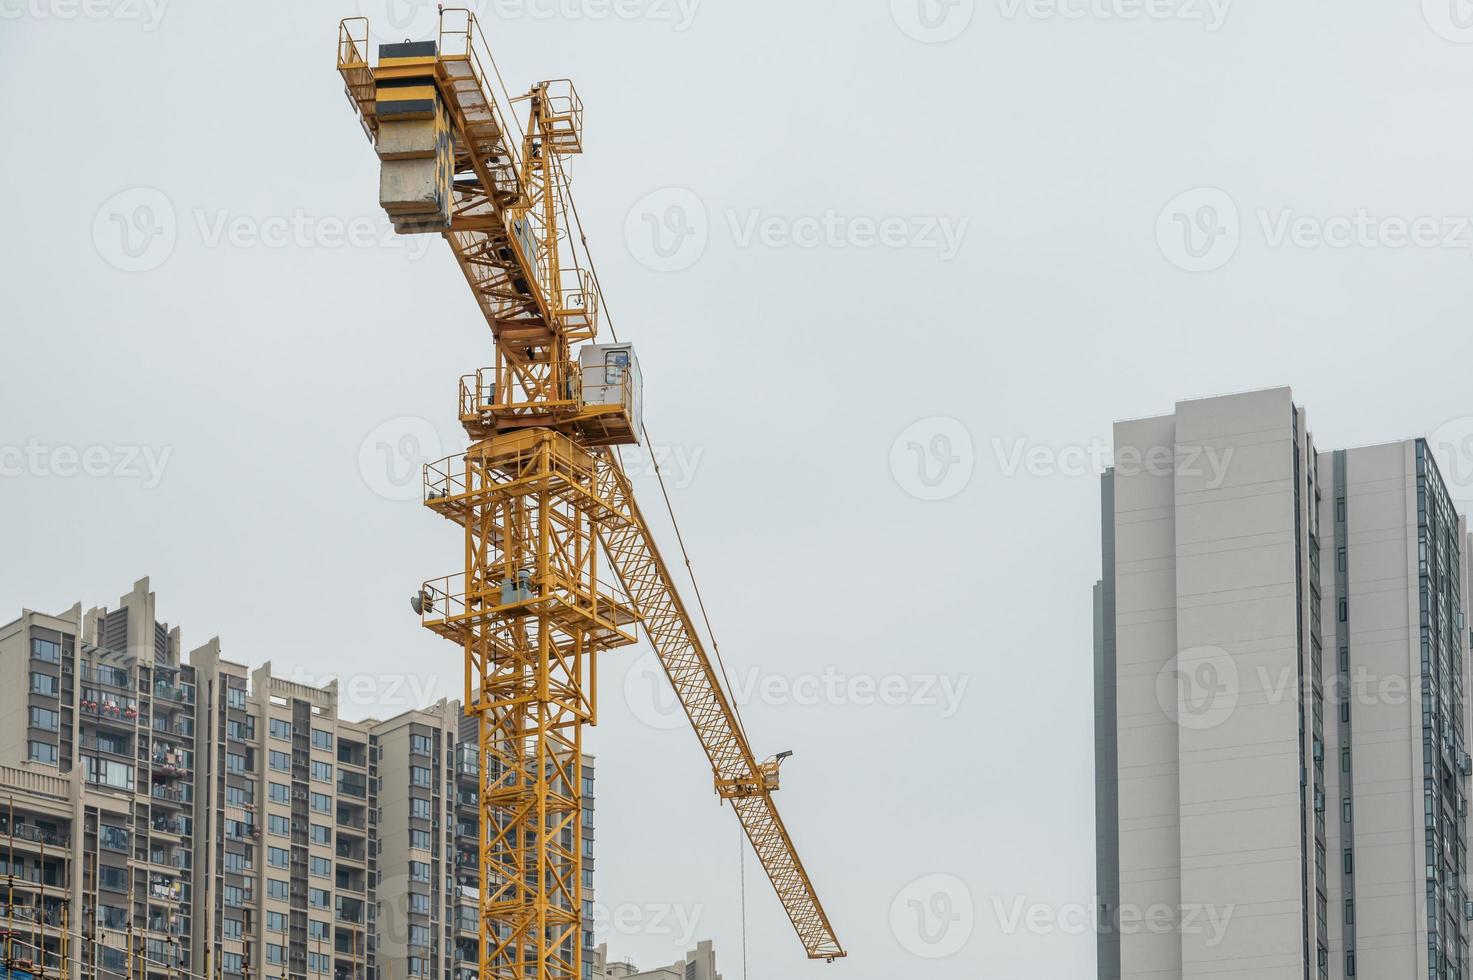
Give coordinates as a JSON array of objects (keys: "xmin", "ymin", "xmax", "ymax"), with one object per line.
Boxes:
[
  {"xmin": 0, "ymin": 579, "xmax": 605, "ymax": 980},
  {"xmin": 590, "ymin": 941, "xmax": 720, "ymax": 980},
  {"xmin": 1095, "ymin": 387, "xmax": 1473, "ymax": 980}
]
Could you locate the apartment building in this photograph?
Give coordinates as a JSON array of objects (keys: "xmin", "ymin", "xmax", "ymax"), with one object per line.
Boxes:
[
  {"xmin": 590, "ymin": 941, "xmax": 721, "ymax": 980},
  {"xmin": 0, "ymin": 579, "xmax": 608, "ymax": 980},
  {"xmin": 375, "ymin": 704, "xmax": 598, "ymax": 980},
  {"xmin": 0, "ymin": 581, "xmax": 380, "ymax": 980},
  {"xmin": 1095, "ymin": 387, "xmax": 1473, "ymax": 980},
  {"xmin": 0, "ymin": 579, "xmax": 202, "ymax": 980}
]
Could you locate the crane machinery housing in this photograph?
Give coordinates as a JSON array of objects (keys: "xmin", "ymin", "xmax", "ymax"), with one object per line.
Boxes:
[{"xmin": 334, "ymin": 11, "xmax": 845, "ymax": 980}]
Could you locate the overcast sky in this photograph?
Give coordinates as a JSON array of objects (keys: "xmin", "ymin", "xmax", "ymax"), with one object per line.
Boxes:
[{"xmin": 5, "ymin": 1, "xmax": 1473, "ymax": 977}]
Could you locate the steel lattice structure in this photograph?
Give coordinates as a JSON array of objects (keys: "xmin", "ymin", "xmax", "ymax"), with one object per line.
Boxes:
[{"xmin": 337, "ymin": 11, "xmax": 844, "ymax": 978}]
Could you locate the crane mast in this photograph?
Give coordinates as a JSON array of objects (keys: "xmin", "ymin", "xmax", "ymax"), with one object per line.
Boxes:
[{"xmin": 336, "ymin": 11, "xmax": 845, "ymax": 978}]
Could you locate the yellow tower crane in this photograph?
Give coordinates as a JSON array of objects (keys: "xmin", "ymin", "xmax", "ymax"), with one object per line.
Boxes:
[{"xmin": 335, "ymin": 11, "xmax": 846, "ymax": 979}]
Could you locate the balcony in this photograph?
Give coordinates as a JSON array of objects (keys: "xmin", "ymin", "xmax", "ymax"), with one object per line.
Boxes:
[
  {"xmin": 153, "ymin": 681, "xmax": 195, "ymax": 706},
  {"xmin": 0, "ymin": 818, "xmax": 69, "ymax": 849},
  {"xmin": 337, "ymin": 773, "xmax": 367, "ymax": 799}
]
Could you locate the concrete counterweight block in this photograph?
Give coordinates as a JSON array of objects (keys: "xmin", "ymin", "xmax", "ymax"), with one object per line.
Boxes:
[{"xmin": 377, "ymin": 118, "xmax": 440, "ymax": 161}]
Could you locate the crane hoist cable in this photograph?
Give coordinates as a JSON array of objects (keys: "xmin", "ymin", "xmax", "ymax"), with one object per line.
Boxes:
[{"xmin": 565, "ymin": 190, "xmax": 757, "ymax": 752}]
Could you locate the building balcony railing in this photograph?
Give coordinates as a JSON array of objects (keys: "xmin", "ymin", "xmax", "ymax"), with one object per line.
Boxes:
[{"xmin": 0, "ymin": 820, "xmax": 69, "ymax": 848}]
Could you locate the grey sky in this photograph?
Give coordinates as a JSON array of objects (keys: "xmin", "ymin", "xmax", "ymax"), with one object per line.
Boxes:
[{"xmin": 5, "ymin": 1, "xmax": 1473, "ymax": 977}]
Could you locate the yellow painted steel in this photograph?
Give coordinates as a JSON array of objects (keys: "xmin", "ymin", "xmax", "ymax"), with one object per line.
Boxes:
[{"xmin": 337, "ymin": 9, "xmax": 845, "ymax": 974}]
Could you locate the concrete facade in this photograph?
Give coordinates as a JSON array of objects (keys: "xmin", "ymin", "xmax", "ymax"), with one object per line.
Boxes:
[
  {"xmin": 1096, "ymin": 388, "xmax": 1473, "ymax": 980},
  {"xmin": 0, "ymin": 580, "xmax": 605, "ymax": 980},
  {"xmin": 591, "ymin": 940, "xmax": 721, "ymax": 980}
]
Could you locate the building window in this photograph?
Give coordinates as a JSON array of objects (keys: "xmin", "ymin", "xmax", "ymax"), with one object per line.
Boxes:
[
  {"xmin": 409, "ymin": 925, "xmax": 430, "ymax": 949},
  {"xmin": 410, "ymin": 893, "xmax": 430, "ymax": 915},
  {"xmin": 28, "ymin": 740, "xmax": 57, "ymax": 764},
  {"xmin": 99, "ymin": 826, "xmax": 129, "ymax": 852},
  {"xmin": 85, "ymin": 755, "xmax": 132, "ymax": 789},
  {"xmin": 268, "ymin": 847, "xmax": 290, "ymax": 869},
  {"xmin": 309, "ymin": 952, "xmax": 330, "ymax": 975},
  {"xmin": 411, "ymin": 766, "xmax": 431, "ymax": 788},
  {"xmin": 410, "ymin": 734, "xmax": 432, "ymax": 757},
  {"xmin": 309, "ymin": 920, "xmax": 329, "ymax": 941},
  {"xmin": 409, "ymin": 861, "xmax": 430, "ymax": 882},
  {"xmin": 222, "ymin": 917, "xmax": 243, "ymax": 940},
  {"xmin": 312, "ymin": 729, "xmax": 333, "ymax": 750},
  {"xmin": 311, "ymin": 761, "xmax": 333, "ymax": 783},
  {"xmin": 408, "ymin": 957, "xmax": 426, "ymax": 978},
  {"xmin": 268, "ymin": 815, "xmax": 290, "ymax": 837},
  {"xmin": 223, "ymin": 886, "xmax": 245, "ymax": 908},
  {"xmin": 266, "ymin": 944, "xmax": 285, "ymax": 966},
  {"xmin": 226, "ymin": 687, "xmax": 246, "ymax": 710},
  {"xmin": 221, "ymin": 953, "xmax": 243, "ymax": 974},
  {"xmin": 270, "ymin": 718, "xmax": 292, "ymax": 740},
  {"xmin": 267, "ymin": 879, "xmax": 289, "ymax": 901},
  {"xmin": 269, "ymin": 750, "xmax": 290, "ymax": 772},
  {"xmin": 309, "ymin": 888, "xmax": 330, "ymax": 909},
  {"xmin": 30, "ymin": 672, "xmax": 58, "ymax": 697},
  {"xmin": 310, "ymin": 856, "xmax": 331, "ymax": 878},
  {"xmin": 266, "ymin": 911, "xmax": 286, "ymax": 934},
  {"xmin": 224, "ymin": 852, "xmax": 251, "ymax": 874},
  {"xmin": 310, "ymin": 792, "xmax": 331, "ymax": 814},
  {"xmin": 225, "ymin": 784, "xmax": 253, "ymax": 808},
  {"xmin": 29, "ymin": 707, "xmax": 59, "ymax": 732},
  {"xmin": 270, "ymin": 781, "xmax": 290, "ymax": 804},
  {"xmin": 311, "ymin": 824, "xmax": 331, "ymax": 845},
  {"xmin": 411, "ymin": 798, "xmax": 431, "ymax": 819},
  {"xmin": 31, "ymin": 638, "xmax": 61, "ymax": 664},
  {"xmin": 410, "ymin": 829, "xmax": 430, "ymax": 850},
  {"xmin": 1342, "ymin": 799, "xmax": 1353, "ymax": 823}
]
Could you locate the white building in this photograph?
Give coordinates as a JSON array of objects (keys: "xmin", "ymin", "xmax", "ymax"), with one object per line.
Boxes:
[{"xmin": 1095, "ymin": 386, "xmax": 1472, "ymax": 980}]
